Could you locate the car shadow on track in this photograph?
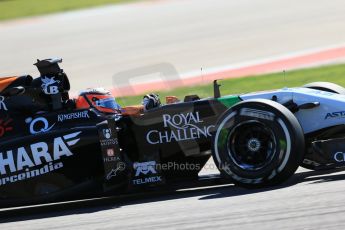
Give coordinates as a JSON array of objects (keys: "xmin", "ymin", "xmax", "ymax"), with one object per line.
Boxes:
[
  {"xmin": 1, "ymin": 168, "xmax": 345, "ymax": 224},
  {"xmin": 199, "ymin": 168, "xmax": 345, "ymax": 200}
]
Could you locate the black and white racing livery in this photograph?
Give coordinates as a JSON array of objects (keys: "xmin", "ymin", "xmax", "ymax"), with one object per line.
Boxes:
[
  {"xmin": 1, "ymin": 58, "xmax": 345, "ymax": 207},
  {"xmin": 213, "ymin": 82, "xmax": 345, "ymax": 187}
]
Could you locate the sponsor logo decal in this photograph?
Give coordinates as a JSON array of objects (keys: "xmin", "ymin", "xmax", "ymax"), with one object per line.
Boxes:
[
  {"xmin": 41, "ymin": 76, "xmax": 60, "ymax": 95},
  {"xmin": 146, "ymin": 112, "xmax": 215, "ymax": 144},
  {"xmin": 0, "ymin": 96, "xmax": 8, "ymax": 111},
  {"xmin": 132, "ymin": 161, "xmax": 162, "ymax": 185},
  {"xmin": 134, "ymin": 161, "xmax": 157, "ymax": 176},
  {"xmin": 103, "ymin": 156, "xmax": 120, "ymax": 164},
  {"xmin": 106, "ymin": 162, "xmax": 126, "ymax": 180},
  {"xmin": 0, "ymin": 118, "xmax": 13, "ymax": 137},
  {"xmin": 107, "ymin": 148, "xmax": 115, "ymax": 157},
  {"xmin": 104, "ymin": 156, "xmax": 120, "ymax": 163},
  {"xmin": 100, "ymin": 128, "xmax": 118, "ymax": 147},
  {"xmin": 240, "ymin": 108, "xmax": 275, "ymax": 121},
  {"xmin": 58, "ymin": 111, "xmax": 89, "ymax": 122},
  {"xmin": 0, "ymin": 131, "xmax": 81, "ymax": 186},
  {"xmin": 25, "ymin": 117, "xmax": 55, "ymax": 134},
  {"xmin": 103, "ymin": 128, "xmax": 112, "ymax": 139},
  {"xmin": 325, "ymin": 111, "xmax": 345, "ymax": 119},
  {"xmin": 334, "ymin": 152, "xmax": 345, "ymax": 162},
  {"xmin": 103, "ymin": 148, "xmax": 119, "ymax": 163}
]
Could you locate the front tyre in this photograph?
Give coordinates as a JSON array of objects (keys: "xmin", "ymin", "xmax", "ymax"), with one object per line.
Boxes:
[
  {"xmin": 212, "ymin": 99, "xmax": 305, "ymax": 187},
  {"xmin": 303, "ymin": 82, "xmax": 345, "ymax": 94}
]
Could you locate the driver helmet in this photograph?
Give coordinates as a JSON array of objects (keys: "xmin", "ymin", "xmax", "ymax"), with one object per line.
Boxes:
[{"xmin": 76, "ymin": 88, "xmax": 121, "ymax": 113}]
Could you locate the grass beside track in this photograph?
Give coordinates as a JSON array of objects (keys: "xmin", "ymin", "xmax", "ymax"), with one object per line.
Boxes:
[
  {"xmin": 118, "ymin": 63, "xmax": 345, "ymax": 105},
  {"xmin": 0, "ymin": 0, "xmax": 138, "ymax": 21}
]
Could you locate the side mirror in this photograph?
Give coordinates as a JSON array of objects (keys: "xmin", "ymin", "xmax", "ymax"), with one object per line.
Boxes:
[{"xmin": 214, "ymin": 80, "xmax": 221, "ymax": 98}]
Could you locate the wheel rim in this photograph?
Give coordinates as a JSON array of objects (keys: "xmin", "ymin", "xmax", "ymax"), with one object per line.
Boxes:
[{"xmin": 227, "ymin": 121, "xmax": 277, "ymax": 171}]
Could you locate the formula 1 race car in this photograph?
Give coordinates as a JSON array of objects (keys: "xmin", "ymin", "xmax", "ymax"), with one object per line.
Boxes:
[{"xmin": 1, "ymin": 58, "xmax": 345, "ymax": 207}]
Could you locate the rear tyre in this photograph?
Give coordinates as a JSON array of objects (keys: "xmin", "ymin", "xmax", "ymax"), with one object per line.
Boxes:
[
  {"xmin": 212, "ymin": 99, "xmax": 305, "ymax": 187},
  {"xmin": 303, "ymin": 82, "xmax": 345, "ymax": 94}
]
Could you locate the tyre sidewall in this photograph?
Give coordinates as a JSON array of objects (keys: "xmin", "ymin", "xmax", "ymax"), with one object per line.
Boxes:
[{"xmin": 212, "ymin": 100, "xmax": 304, "ymax": 185}]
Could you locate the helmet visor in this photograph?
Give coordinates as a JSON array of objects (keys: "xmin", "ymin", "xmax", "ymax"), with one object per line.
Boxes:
[{"xmin": 95, "ymin": 97, "xmax": 121, "ymax": 110}]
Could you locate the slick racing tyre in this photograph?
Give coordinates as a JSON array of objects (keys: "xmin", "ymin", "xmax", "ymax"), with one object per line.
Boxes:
[
  {"xmin": 303, "ymin": 82, "xmax": 345, "ymax": 94},
  {"xmin": 212, "ymin": 99, "xmax": 305, "ymax": 187}
]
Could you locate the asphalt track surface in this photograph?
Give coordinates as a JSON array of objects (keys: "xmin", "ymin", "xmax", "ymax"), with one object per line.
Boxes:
[
  {"xmin": 2, "ymin": 167, "xmax": 345, "ymax": 229},
  {"xmin": 1, "ymin": 0, "xmax": 345, "ymax": 93},
  {"xmin": 2, "ymin": 0, "xmax": 345, "ymax": 229}
]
